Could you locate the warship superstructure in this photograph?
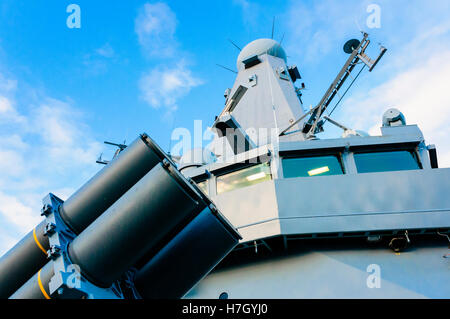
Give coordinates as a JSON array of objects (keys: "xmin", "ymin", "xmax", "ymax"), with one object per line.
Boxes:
[
  {"xmin": 1, "ymin": 33, "xmax": 449, "ymax": 299},
  {"xmin": 177, "ymin": 34, "xmax": 450, "ymax": 298}
]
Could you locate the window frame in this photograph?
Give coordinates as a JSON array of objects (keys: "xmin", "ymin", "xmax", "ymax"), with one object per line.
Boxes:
[
  {"xmin": 352, "ymin": 147, "xmax": 423, "ymax": 173},
  {"xmin": 280, "ymin": 151, "xmax": 346, "ymax": 179},
  {"xmin": 215, "ymin": 161, "xmax": 273, "ymax": 195}
]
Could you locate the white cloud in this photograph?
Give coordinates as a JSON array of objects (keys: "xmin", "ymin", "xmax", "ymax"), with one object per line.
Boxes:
[
  {"xmin": 29, "ymin": 99, "xmax": 101, "ymax": 168},
  {"xmin": 0, "ymin": 95, "xmax": 25, "ymax": 123},
  {"xmin": 0, "ymin": 149, "xmax": 26, "ymax": 177},
  {"xmin": 95, "ymin": 43, "xmax": 115, "ymax": 58},
  {"xmin": 326, "ymin": 7, "xmax": 450, "ymax": 168},
  {"xmin": 340, "ymin": 49, "xmax": 450, "ymax": 168},
  {"xmin": 0, "ymin": 72, "xmax": 17, "ymax": 92},
  {"xmin": 283, "ymin": 0, "xmax": 362, "ymax": 64},
  {"xmin": 139, "ymin": 61, "xmax": 202, "ymax": 112},
  {"xmin": 0, "ymin": 73, "xmax": 103, "ymax": 256},
  {"xmin": 278, "ymin": 0, "xmax": 450, "ymax": 168},
  {"xmin": 0, "ymin": 231, "xmax": 21, "ymax": 259},
  {"xmin": 0, "ymin": 95, "xmax": 12, "ymax": 113},
  {"xmin": 0, "ymin": 134, "xmax": 28, "ymax": 150},
  {"xmin": 232, "ymin": 0, "xmax": 262, "ymax": 29},
  {"xmin": 134, "ymin": 2, "xmax": 178, "ymax": 58},
  {"xmin": 82, "ymin": 43, "xmax": 119, "ymax": 76},
  {"xmin": 0, "ymin": 192, "xmax": 41, "ymax": 232},
  {"xmin": 135, "ymin": 3, "xmax": 203, "ymax": 113}
]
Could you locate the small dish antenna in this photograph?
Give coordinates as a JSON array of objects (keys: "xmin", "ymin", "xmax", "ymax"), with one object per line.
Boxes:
[
  {"xmin": 280, "ymin": 33, "xmax": 387, "ymax": 138},
  {"xmin": 343, "ymin": 39, "xmax": 361, "ymax": 54}
]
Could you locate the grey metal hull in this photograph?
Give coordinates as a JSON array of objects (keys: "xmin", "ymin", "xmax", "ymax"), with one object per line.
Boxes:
[{"xmin": 186, "ymin": 238, "xmax": 449, "ymax": 298}]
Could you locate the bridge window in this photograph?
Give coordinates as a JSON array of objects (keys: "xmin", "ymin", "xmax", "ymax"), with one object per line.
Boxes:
[
  {"xmin": 196, "ymin": 181, "xmax": 208, "ymax": 194},
  {"xmin": 354, "ymin": 150, "xmax": 421, "ymax": 173},
  {"xmin": 216, "ymin": 163, "xmax": 271, "ymax": 194},
  {"xmin": 282, "ymin": 155, "xmax": 344, "ymax": 178}
]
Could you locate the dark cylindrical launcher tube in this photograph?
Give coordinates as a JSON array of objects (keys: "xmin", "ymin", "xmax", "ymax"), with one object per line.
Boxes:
[
  {"xmin": 67, "ymin": 160, "xmax": 207, "ymax": 288},
  {"xmin": 133, "ymin": 207, "xmax": 241, "ymax": 299},
  {"xmin": 9, "ymin": 262, "xmax": 54, "ymax": 299},
  {"xmin": 0, "ymin": 134, "xmax": 166, "ymax": 299},
  {"xmin": 59, "ymin": 134, "xmax": 167, "ymax": 233},
  {"xmin": 10, "ymin": 161, "xmax": 206, "ymax": 299},
  {"xmin": 0, "ymin": 221, "xmax": 49, "ymax": 299}
]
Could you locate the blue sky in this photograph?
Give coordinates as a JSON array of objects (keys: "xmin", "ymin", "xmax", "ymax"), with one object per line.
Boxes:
[{"xmin": 0, "ymin": 0, "xmax": 449, "ymax": 254}]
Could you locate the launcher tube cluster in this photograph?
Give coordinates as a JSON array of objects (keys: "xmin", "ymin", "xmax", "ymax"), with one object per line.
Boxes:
[{"xmin": 0, "ymin": 133, "xmax": 240, "ymax": 299}]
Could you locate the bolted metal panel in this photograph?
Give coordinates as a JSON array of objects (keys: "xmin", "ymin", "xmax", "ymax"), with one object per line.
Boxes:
[
  {"xmin": 134, "ymin": 207, "xmax": 240, "ymax": 299},
  {"xmin": 67, "ymin": 162, "xmax": 206, "ymax": 287}
]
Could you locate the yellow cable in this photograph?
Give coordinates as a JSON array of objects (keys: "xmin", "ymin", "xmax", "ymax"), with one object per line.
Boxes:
[
  {"xmin": 33, "ymin": 227, "xmax": 47, "ymax": 255},
  {"xmin": 37, "ymin": 269, "xmax": 51, "ymax": 299}
]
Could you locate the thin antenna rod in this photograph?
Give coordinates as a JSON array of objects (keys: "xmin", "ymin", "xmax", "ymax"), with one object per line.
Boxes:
[
  {"xmin": 279, "ymin": 32, "xmax": 285, "ymax": 45},
  {"xmin": 326, "ymin": 65, "xmax": 366, "ymax": 118},
  {"xmin": 227, "ymin": 38, "xmax": 241, "ymax": 51},
  {"xmin": 216, "ymin": 64, "xmax": 237, "ymax": 74},
  {"xmin": 168, "ymin": 110, "xmax": 177, "ymax": 155},
  {"xmin": 271, "ymin": 16, "xmax": 275, "ymax": 39},
  {"xmin": 354, "ymin": 17, "xmax": 363, "ymax": 33}
]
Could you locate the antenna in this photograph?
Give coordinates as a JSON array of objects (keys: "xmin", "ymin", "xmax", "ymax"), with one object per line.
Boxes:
[
  {"xmin": 279, "ymin": 32, "xmax": 387, "ymax": 138},
  {"xmin": 168, "ymin": 110, "xmax": 177, "ymax": 156},
  {"xmin": 279, "ymin": 32, "xmax": 285, "ymax": 45},
  {"xmin": 271, "ymin": 16, "xmax": 275, "ymax": 39},
  {"xmin": 96, "ymin": 140, "xmax": 128, "ymax": 165},
  {"xmin": 96, "ymin": 153, "xmax": 109, "ymax": 165},
  {"xmin": 216, "ymin": 64, "xmax": 238, "ymax": 74},
  {"xmin": 326, "ymin": 64, "xmax": 365, "ymax": 118},
  {"xmin": 323, "ymin": 116, "xmax": 353, "ymax": 132},
  {"xmin": 227, "ymin": 38, "xmax": 241, "ymax": 51},
  {"xmin": 104, "ymin": 140, "xmax": 127, "ymax": 150},
  {"xmin": 354, "ymin": 17, "xmax": 363, "ymax": 33}
]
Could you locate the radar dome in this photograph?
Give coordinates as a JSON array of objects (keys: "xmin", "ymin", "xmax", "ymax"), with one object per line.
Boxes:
[
  {"xmin": 237, "ymin": 38, "xmax": 287, "ymax": 70},
  {"xmin": 382, "ymin": 108, "xmax": 406, "ymax": 127}
]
